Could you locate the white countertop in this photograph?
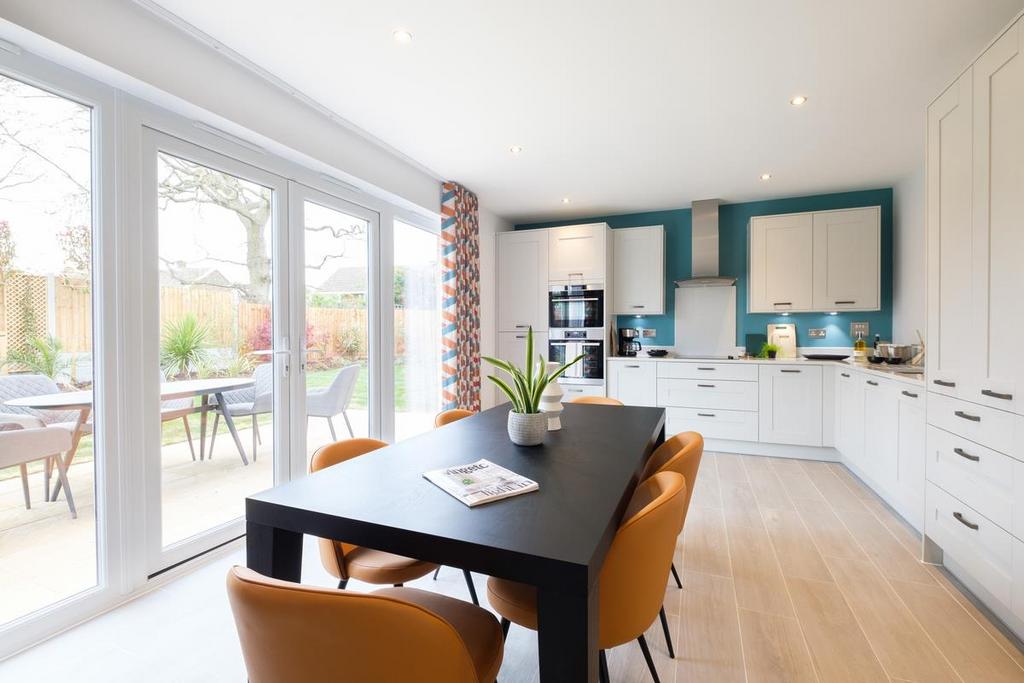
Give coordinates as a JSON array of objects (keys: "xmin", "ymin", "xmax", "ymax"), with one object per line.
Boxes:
[{"xmin": 608, "ymin": 353, "xmax": 925, "ymax": 384}]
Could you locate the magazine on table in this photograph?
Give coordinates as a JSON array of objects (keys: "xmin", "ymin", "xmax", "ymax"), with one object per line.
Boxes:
[{"xmin": 423, "ymin": 459, "xmax": 539, "ymax": 507}]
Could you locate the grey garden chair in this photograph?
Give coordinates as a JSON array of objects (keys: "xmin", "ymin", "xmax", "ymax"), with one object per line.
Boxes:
[
  {"xmin": 209, "ymin": 362, "xmax": 273, "ymax": 463},
  {"xmin": 306, "ymin": 364, "xmax": 359, "ymax": 440},
  {"xmin": 0, "ymin": 418, "xmax": 76, "ymax": 518},
  {"xmin": 159, "ymin": 371, "xmax": 199, "ymax": 460}
]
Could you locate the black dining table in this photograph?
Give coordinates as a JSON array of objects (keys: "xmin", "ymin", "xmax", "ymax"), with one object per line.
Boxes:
[{"xmin": 246, "ymin": 402, "xmax": 666, "ymax": 682}]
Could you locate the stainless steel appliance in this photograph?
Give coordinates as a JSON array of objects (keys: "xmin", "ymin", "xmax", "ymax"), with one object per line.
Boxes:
[
  {"xmin": 618, "ymin": 327, "xmax": 642, "ymax": 356},
  {"xmin": 549, "ymin": 329, "xmax": 605, "ymax": 385},
  {"xmin": 549, "ymin": 284, "xmax": 605, "ymax": 329}
]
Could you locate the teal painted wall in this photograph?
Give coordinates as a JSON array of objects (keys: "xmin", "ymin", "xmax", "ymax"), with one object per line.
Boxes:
[{"xmin": 515, "ymin": 188, "xmax": 893, "ymax": 349}]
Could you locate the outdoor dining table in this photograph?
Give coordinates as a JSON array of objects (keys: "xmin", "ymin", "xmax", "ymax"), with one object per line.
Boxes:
[
  {"xmin": 245, "ymin": 402, "xmax": 666, "ymax": 682},
  {"xmin": 4, "ymin": 377, "xmax": 255, "ymax": 500}
]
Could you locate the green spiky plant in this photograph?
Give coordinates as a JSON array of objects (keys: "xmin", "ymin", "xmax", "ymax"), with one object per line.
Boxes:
[
  {"xmin": 160, "ymin": 314, "xmax": 211, "ymax": 379},
  {"xmin": 482, "ymin": 327, "xmax": 584, "ymax": 414}
]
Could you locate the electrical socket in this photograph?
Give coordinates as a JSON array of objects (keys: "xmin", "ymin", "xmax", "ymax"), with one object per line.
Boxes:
[
  {"xmin": 640, "ymin": 328, "xmax": 657, "ymax": 338},
  {"xmin": 808, "ymin": 328, "xmax": 826, "ymax": 338},
  {"xmin": 850, "ymin": 322, "xmax": 870, "ymax": 338}
]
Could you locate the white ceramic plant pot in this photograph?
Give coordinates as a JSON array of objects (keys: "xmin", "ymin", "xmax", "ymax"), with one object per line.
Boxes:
[{"xmin": 507, "ymin": 411, "xmax": 547, "ymax": 446}]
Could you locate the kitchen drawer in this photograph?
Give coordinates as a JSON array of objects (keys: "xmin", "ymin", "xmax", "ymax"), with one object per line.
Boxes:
[
  {"xmin": 926, "ymin": 425, "xmax": 1024, "ymax": 538},
  {"xmin": 926, "ymin": 482, "xmax": 1014, "ymax": 608},
  {"xmin": 657, "ymin": 362, "xmax": 759, "ymax": 382},
  {"xmin": 657, "ymin": 378, "xmax": 758, "ymax": 411},
  {"xmin": 561, "ymin": 384, "xmax": 606, "ymax": 399},
  {"xmin": 665, "ymin": 407, "xmax": 758, "ymax": 442},
  {"xmin": 927, "ymin": 393, "xmax": 1022, "ymax": 457}
]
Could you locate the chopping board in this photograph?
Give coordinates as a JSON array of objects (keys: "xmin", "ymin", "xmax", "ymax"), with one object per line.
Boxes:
[{"xmin": 767, "ymin": 323, "xmax": 797, "ymax": 359}]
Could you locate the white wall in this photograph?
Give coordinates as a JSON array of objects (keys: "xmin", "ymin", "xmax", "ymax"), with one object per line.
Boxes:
[
  {"xmin": 893, "ymin": 167, "xmax": 927, "ymax": 344},
  {"xmin": 0, "ymin": 0, "xmax": 439, "ymax": 215},
  {"xmin": 478, "ymin": 207, "xmax": 512, "ymax": 408}
]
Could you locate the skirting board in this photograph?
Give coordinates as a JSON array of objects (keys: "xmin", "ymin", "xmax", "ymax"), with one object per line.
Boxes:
[{"xmin": 704, "ymin": 438, "xmax": 840, "ymax": 461}]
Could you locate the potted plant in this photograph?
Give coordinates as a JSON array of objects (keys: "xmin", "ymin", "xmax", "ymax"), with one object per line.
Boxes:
[
  {"xmin": 758, "ymin": 342, "xmax": 780, "ymax": 359},
  {"xmin": 483, "ymin": 328, "xmax": 583, "ymax": 446}
]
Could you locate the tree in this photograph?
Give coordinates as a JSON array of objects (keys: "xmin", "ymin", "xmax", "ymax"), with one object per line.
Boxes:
[
  {"xmin": 57, "ymin": 223, "xmax": 91, "ymax": 279},
  {"xmin": 0, "ymin": 220, "xmax": 14, "ymax": 283}
]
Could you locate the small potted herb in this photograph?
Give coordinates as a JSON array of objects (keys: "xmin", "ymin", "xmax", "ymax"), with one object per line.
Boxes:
[{"xmin": 758, "ymin": 343, "xmax": 780, "ymax": 359}]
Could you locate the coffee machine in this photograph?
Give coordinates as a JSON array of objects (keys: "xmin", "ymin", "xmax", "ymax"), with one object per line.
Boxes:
[{"xmin": 617, "ymin": 327, "xmax": 642, "ymax": 356}]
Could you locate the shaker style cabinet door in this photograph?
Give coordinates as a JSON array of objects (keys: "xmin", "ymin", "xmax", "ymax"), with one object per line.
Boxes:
[
  {"xmin": 607, "ymin": 361, "xmax": 657, "ymax": 407},
  {"xmin": 548, "ymin": 223, "xmax": 607, "ymax": 281},
  {"xmin": 497, "ymin": 230, "xmax": 548, "ymax": 332},
  {"xmin": 757, "ymin": 365, "xmax": 823, "ymax": 446},
  {"xmin": 749, "ymin": 213, "xmax": 814, "ymax": 312},
  {"xmin": 926, "ymin": 71, "xmax": 975, "ymax": 400},
  {"xmin": 811, "ymin": 207, "xmax": 880, "ymax": 311},
  {"xmin": 972, "ymin": 19, "xmax": 1024, "ymax": 415},
  {"xmin": 613, "ymin": 226, "xmax": 664, "ymax": 314}
]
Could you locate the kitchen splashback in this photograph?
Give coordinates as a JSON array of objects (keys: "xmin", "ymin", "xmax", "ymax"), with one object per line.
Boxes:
[{"xmin": 515, "ymin": 188, "xmax": 893, "ymax": 348}]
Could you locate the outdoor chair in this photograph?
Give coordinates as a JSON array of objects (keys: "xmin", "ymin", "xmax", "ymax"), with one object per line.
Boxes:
[
  {"xmin": 159, "ymin": 370, "xmax": 199, "ymax": 460},
  {"xmin": 0, "ymin": 418, "xmax": 77, "ymax": 518},
  {"xmin": 210, "ymin": 362, "xmax": 273, "ymax": 463},
  {"xmin": 306, "ymin": 364, "xmax": 360, "ymax": 440}
]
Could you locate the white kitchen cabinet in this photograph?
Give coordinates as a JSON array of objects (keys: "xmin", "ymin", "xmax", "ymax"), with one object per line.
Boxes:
[
  {"xmin": 758, "ymin": 365, "xmax": 822, "ymax": 446},
  {"xmin": 497, "ymin": 230, "xmax": 548, "ymax": 332},
  {"xmin": 749, "ymin": 213, "xmax": 814, "ymax": 312},
  {"xmin": 608, "ymin": 360, "xmax": 657, "ymax": 407},
  {"xmin": 493, "ymin": 331, "xmax": 548, "ymax": 405},
  {"xmin": 862, "ymin": 377, "xmax": 898, "ymax": 494},
  {"xmin": 836, "ymin": 369, "xmax": 866, "ymax": 470},
  {"xmin": 895, "ymin": 384, "xmax": 926, "ymax": 530},
  {"xmin": 812, "ymin": 207, "xmax": 880, "ymax": 311},
  {"xmin": 548, "ymin": 223, "xmax": 608, "ymax": 282},
  {"xmin": 613, "ymin": 226, "xmax": 664, "ymax": 314},
  {"xmin": 927, "ymin": 70, "xmax": 976, "ymax": 399},
  {"xmin": 971, "ymin": 19, "xmax": 1024, "ymax": 415}
]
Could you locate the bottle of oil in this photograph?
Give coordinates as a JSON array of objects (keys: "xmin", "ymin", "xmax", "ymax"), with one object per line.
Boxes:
[{"xmin": 853, "ymin": 331, "xmax": 867, "ymax": 363}]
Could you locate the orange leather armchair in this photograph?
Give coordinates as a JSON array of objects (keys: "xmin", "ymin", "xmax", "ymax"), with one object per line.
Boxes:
[
  {"xmin": 227, "ymin": 566, "xmax": 503, "ymax": 683},
  {"xmin": 487, "ymin": 471, "xmax": 687, "ymax": 683},
  {"xmin": 435, "ymin": 408, "xmax": 475, "ymax": 426},
  {"xmin": 567, "ymin": 396, "xmax": 624, "ymax": 406}
]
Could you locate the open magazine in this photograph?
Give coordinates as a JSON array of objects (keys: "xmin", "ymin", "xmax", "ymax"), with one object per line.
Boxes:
[{"xmin": 423, "ymin": 459, "xmax": 539, "ymax": 507}]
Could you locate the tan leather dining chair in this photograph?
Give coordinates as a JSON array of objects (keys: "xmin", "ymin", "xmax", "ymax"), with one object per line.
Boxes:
[
  {"xmin": 227, "ymin": 566, "xmax": 503, "ymax": 683},
  {"xmin": 640, "ymin": 431, "xmax": 704, "ymax": 659},
  {"xmin": 487, "ymin": 471, "xmax": 687, "ymax": 683},
  {"xmin": 435, "ymin": 408, "xmax": 475, "ymax": 426},
  {"xmin": 311, "ymin": 437, "xmax": 480, "ymax": 605},
  {"xmin": 568, "ymin": 396, "xmax": 624, "ymax": 406}
]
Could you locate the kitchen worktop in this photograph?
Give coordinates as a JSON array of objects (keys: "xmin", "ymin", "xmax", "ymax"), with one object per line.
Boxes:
[{"xmin": 607, "ymin": 353, "xmax": 925, "ymax": 383}]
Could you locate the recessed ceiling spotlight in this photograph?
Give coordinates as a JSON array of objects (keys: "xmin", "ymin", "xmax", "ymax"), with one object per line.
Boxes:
[
  {"xmin": 760, "ymin": 173, "xmax": 772, "ymax": 181},
  {"xmin": 392, "ymin": 29, "xmax": 413, "ymax": 44},
  {"xmin": 561, "ymin": 197, "xmax": 571, "ymax": 204},
  {"xmin": 790, "ymin": 95, "xmax": 808, "ymax": 106},
  {"xmin": 508, "ymin": 145, "xmax": 524, "ymax": 155}
]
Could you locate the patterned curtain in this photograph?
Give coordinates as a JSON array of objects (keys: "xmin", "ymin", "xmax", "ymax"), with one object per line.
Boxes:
[{"xmin": 440, "ymin": 182, "xmax": 481, "ymax": 411}]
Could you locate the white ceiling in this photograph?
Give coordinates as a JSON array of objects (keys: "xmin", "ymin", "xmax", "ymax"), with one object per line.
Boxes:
[{"xmin": 149, "ymin": 0, "xmax": 1022, "ymax": 223}]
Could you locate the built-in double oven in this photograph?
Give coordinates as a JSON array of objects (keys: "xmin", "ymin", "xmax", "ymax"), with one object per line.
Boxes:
[{"xmin": 548, "ymin": 284, "xmax": 606, "ymax": 385}]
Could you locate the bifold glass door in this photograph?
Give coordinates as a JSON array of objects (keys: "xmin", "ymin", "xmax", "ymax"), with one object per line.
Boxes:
[{"xmin": 142, "ymin": 130, "xmax": 292, "ymax": 572}]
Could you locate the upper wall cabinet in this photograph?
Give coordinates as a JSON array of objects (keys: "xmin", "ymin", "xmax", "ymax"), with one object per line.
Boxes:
[
  {"xmin": 548, "ymin": 223, "xmax": 609, "ymax": 282},
  {"xmin": 812, "ymin": 207, "xmax": 881, "ymax": 311},
  {"xmin": 749, "ymin": 212, "xmax": 814, "ymax": 312},
  {"xmin": 497, "ymin": 230, "xmax": 548, "ymax": 332},
  {"xmin": 749, "ymin": 207, "xmax": 881, "ymax": 313},
  {"xmin": 613, "ymin": 226, "xmax": 664, "ymax": 314}
]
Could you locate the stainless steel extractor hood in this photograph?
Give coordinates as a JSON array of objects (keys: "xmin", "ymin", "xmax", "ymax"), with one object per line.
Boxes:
[{"xmin": 674, "ymin": 199, "xmax": 737, "ymax": 288}]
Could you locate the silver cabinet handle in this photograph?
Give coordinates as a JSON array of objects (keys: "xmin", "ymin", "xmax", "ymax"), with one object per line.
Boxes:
[
  {"xmin": 933, "ymin": 379, "xmax": 956, "ymax": 387},
  {"xmin": 514, "ymin": 335, "xmax": 526, "ymax": 339},
  {"xmin": 567, "ymin": 388, "xmax": 584, "ymax": 393},
  {"xmin": 568, "ymin": 272, "xmax": 584, "ymax": 276},
  {"xmin": 697, "ymin": 384, "xmax": 716, "ymax": 388},
  {"xmin": 781, "ymin": 369, "xmax": 801, "ymax": 373},
  {"xmin": 835, "ymin": 300, "xmax": 856, "ymax": 305},
  {"xmin": 697, "ymin": 367, "xmax": 716, "ymax": 371},
  {"xmin": 697, "ymin": 412, "xmax": 716, "ymax": 418},
  {"xmin": 981, "ymin": 389, "xmax": 1013, "ymax": 401},
  {"xmin": 954, "ymin": 410, "xmax": 981, "ymax": 423},
  {"xmin": 953, "ymin": 512, "xmax": 979, "ymax": 530},
  {"xmin": 514, "ymin": 324, "xmax": 529, "ymax": 329},
  {"xmin": 901, "ymin": 390, "xmax": 918, "ymax": 398},
  {"xmin": 841, "ymin": 372, "xmax": 851, "ymax": 378},
  {"xmin": 953, "ymin": 447, "xmax": 979, "ymax": 462},
  {"xmin": 866, "ymin": 380, "xmax": 879, "ymax": 386},
  {"xmin": 631, "ymin": 305, "xmax": 645, "ymax": 309},
  {"xmin": 624, "ymin": 365, "xmax": 640, "ymax": 369},
  {"xmin": 773, "ymin": 302, "xmax": 792, "ymax": 306}
]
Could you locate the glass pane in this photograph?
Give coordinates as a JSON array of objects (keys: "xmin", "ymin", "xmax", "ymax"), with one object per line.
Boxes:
[
  {"xmin": 302, "ymin": 201, "xmax": 369, "ymax": 465},
  {"xmin": 393, "ymin": 220, "xmax": 441, "ymax": 441},
  {"xmin": 156, "ymin": 152, "xmax": 274, "ymax": 548},
  {"xmin": 0, "ymin": 74, "xmax": 96, "ymax": 624}
]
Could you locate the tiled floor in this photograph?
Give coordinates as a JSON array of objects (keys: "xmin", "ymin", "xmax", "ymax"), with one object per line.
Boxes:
[{"xmin": 2, "ymin": 452, "xmax": 1023, "ymax": 682}]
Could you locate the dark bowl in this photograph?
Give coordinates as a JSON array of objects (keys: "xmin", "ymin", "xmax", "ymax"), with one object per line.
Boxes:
[
  {"xmin": 867, "ymin": 355, "xmax": 885, "ymax": 364},
  {"xmin": 884, "ymin": 357, "xmax": 905, "ymax": 365},
  {"xmin": 646, "ymin": 349, "xmax": 668, "ymax": 357}
]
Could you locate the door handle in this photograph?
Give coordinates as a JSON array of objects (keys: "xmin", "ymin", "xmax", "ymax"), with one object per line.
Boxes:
[
  {"xmin": 624, "ymin": 365, "xmax": 640, "ymax": 369},
  {"xmin": 772, "ymin": 302, "xmax": 792, "ymax": 307},
  {"xmin": 933, "ymin": 379, "xmax": 956, "ymax": 387},
  {"xmin": 697, "ymin": 384, "xmax": 716, "ymax": 388},
  {"xmin": 901, "ymin": 390, "xmax": 918, "ymax": 398},
  {"xmin": 953, "ymin": 447, "xmax": 979, "ymax": 462},
  {"xmin": 834, "ymin": 300, "xmax": 856, "ymax": 305},
  {"xmin": 981, "ymin": 389, "xmax": 1013, "ymax": 401},
  {"xmin": 780, "ymin": 369, "xmax": 801, "ymax": 373},
  {"xmin": 631, "ymin": 305, "xmax": 645, "ymax": 309},
  {"xmin": 841, "ymin": 372, "xmax": 851, "ymax": 378},
  {"xmin": 954, "ymin": 410, "xmax": 981, "ymax": 423},
  {"xmin": 697, "ymin": 367, "xmax": 716, "ymax": 371},
  {"xmin": 953, "ymin": 512, "xmax": 979, "ymax": 530},
  {"xmin": 697, "ymin": 413, "xmax": 716, "ymax": 418},
  {"xmin": 514, "ymin": 324, "xmax": 529, "ymax": 329},
  {"xmin": 866, "ymin": 380, "xmax": 879, "ymax": 386}
]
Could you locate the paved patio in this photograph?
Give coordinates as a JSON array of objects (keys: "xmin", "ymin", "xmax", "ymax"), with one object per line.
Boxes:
[{"xmin": 0, "ymin": 408, "xmax": 434, "ymax": 625}]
